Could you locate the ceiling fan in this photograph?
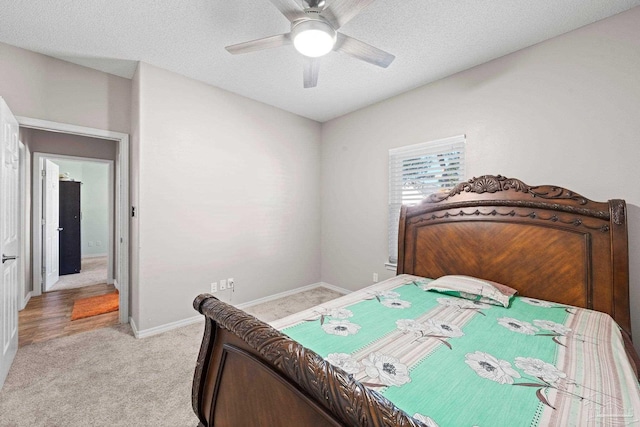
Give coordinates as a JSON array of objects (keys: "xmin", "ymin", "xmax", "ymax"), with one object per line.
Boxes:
[{"xmin": 225, "ymin": 0, "xmax": 395, "ymax": 88}]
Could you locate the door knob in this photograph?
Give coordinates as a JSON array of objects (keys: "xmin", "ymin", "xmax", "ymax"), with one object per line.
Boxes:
[
  {"xmin": 2, "ymin": 254, "xmax": 18, "ymax": 264},
  {"xmin": 57, "ymin": 227, "xmax": 64, "ymax": 231}
]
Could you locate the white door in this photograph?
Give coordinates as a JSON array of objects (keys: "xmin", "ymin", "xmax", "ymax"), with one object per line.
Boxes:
[
  {"xmin": 0, "ymin": 98, "xmax": 20, "ymax": 389},
  {"xmin": 43, "ymin": 159, "xmax": 59, "ymax": 291}
]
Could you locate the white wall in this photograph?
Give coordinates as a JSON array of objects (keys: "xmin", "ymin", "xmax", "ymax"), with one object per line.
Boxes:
[
  {"xmin": 132, "ymin": 62, "xmax": 322, "ymax": 331},
  {"xmin": 79, "ymin": 162, "xmax": 109, "ymax": 257},
  {"xmin": 53, "ymin": 159, "xmax": 110, "ymax": 257},
  {"xmin": 25, "ymin": 129, "xmax": 117, "ymax": 161},
  {"xmin": 320, "ymin": 8, "xmax": 640, "ymax": 349},
  {"xmin": 0, "ymin": 42, "xmax": 131, "ymax": 134}
]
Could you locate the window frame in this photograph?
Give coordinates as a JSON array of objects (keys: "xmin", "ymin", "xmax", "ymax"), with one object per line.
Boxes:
[{"xmin": 387, "ymin": 135, "xmax": 466, "ymax": 268}]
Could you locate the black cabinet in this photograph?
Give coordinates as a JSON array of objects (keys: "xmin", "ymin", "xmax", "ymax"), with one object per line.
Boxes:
[{"xmin": 59, "ymin": 181, "xmax": 81, "ymax": 275}]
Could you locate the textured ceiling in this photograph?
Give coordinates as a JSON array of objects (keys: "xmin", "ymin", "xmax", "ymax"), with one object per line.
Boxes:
[{"xmin": 1, "ymin": 0, "xmax": 638, "ymax": 122}]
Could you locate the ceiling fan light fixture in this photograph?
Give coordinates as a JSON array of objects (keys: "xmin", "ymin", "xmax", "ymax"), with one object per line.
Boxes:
[{"xmin": 291, "ymin": 19, "xmax": 336, "ymax": 58}]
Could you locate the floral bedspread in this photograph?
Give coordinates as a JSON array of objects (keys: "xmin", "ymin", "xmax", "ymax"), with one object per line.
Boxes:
[{"xmin": 271, "ymin": 275, "xmax": 640, "ymax": 427}]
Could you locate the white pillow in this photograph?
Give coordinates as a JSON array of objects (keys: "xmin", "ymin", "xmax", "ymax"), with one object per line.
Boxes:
[{"xmin": 421, "ymin": 275, "xmax": 517, "ymax": 308}]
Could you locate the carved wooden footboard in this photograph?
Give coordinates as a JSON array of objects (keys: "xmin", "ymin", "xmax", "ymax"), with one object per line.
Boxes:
[{"xmin": 192, "ymin": 294, "xmax": 427, "ymax": 427}]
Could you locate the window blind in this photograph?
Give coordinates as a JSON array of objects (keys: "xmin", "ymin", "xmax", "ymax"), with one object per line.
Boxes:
[{"xmin": 388, "ymin": 135, "xmax": 466, "ymax": 265}]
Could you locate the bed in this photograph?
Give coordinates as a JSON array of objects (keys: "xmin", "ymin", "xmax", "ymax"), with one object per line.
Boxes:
[{"xmin": 192, "ymin": 175, "xmax": 639, "ymax": 426}]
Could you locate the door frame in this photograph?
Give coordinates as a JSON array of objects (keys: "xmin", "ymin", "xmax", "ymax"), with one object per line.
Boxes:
[
  {"xmin": 18, "ymin": 141, "xmax": 29, "ymax": 310},
  {"xmin": 33, "ymin": 153, "xmax": 115, "ymax": 293},
  {"xmin": 18, "ymin": 117, "xmax": 129, "ymax": 324}
]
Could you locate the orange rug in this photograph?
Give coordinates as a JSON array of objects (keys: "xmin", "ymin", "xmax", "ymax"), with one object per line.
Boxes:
[{"xmin": 70, "ymin": 291, "xmax": 119, "ymax": 320}]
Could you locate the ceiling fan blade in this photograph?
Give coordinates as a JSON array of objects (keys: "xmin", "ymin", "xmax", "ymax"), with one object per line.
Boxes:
[
  {"xmin": 225, "ymin": 33, "xmax": 292, "ymax": 55},
  {"xmin": 334, "ymin": 33, "xmax": 395, "ymax": 68},
  {"xmin": 303, "ymin": 57, "xmax": 320, "ymax": 88},
  {"xmin": 322, "ymin": 0, "xmax": 376, "ymax": 29},
  {"xmin": 268, "ymin": 0, "xmax": 306, "ymax": 22}
]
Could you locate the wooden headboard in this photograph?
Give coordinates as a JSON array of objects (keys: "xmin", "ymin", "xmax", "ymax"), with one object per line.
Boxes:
[{"xmin": 397, "ymin": 175, "xmax": 630, "ymax": 336}]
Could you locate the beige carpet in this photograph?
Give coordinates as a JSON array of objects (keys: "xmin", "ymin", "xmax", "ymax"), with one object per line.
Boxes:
[
  {"xmin": 243, "ymin": 287, "xmax": 344, "ymax": 322},
  {"xmin": 49, "ymin": 256, "xmax": 108, "ymax": 292},
  {"xmin": 0, "ymin": 286, "xmax": 343, "ymax": 426}
]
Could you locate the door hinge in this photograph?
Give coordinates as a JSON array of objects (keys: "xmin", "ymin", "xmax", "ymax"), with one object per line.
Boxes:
[{"xmin": 41, "ymin": 169, "xmax": 46, "ymax": 177}]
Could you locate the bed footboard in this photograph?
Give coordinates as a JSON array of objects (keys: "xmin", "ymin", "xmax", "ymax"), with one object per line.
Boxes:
[{"xmin": 192, "ymin": 294, "xmax": 426, "ymax": 427}]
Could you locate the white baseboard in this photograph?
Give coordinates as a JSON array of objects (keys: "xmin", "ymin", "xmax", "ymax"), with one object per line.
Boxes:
[
  {"xmin": 81, "ymin": 253, "xmax": 108, "ymax": 259},
  {"xmin": 235, "ymin": 281, "xmax": 351, "ymax": 310},
  {"xmin": 128, "ymin": 282, "xmax": 350, "ymax": 339},
  {"xmin": 129, "ymin": 316, "xmax": 138, "ymax": 336},
  {"xmin": 130, "ymin": 315, "xmax": 203, "ymax": 339},
  {"xmin": 20, "ymin": 291, "xmax": 32, "ymax": 311},
  {"xmin": 318, "ymin": 282, "xmax": 352, "ymax": 296},
  {"xmin": 112, "ymin": 279, "xmax": 119, "ymax": 290}
]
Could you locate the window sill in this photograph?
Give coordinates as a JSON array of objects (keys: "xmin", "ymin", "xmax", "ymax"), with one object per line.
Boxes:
[{"xmin": 385, "ymin": 262, "xmax": 397, "ymax": 272}]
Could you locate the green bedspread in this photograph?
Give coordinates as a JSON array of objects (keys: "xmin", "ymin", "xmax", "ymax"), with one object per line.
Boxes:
[{"xmin": 271, "ymin": 275, "xmax": 640, "ymax": 427}]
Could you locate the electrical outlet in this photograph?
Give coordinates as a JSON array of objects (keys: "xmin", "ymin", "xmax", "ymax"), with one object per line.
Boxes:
[
  {"xmin": 220, "ymin": 279, "xmax": 227, "ymax": 290},
  {"xmin": 96, "ymin": 240, "xmax": 102, "ymax": 247},
  {"xmin": 88, "ymin": 241, "xmax": 94, "ymax": 247},
  {"xmin": 373, "ymin": 273, "xmax": 378, "ymax": 283},
  {"xmin": 228, "ymin": 278, "xmax": 234, "ymax": 289},
  {"xmin": 210, "ymin": 282, "xmax": 217, "ymax": 293}
]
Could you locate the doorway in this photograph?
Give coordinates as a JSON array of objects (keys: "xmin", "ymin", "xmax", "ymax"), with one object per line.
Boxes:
[
  {"xmin": 18, "ymin": 117, "xmax": 129, "ymax": 327},
  {"xmin": 34, "ymin": 154, "xmax": 114, "ymax": 293}
]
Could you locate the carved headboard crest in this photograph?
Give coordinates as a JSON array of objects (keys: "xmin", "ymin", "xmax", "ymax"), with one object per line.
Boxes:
[{"xmin": 426, "ymin": 175, "xmax": 588, "ymax": 205}]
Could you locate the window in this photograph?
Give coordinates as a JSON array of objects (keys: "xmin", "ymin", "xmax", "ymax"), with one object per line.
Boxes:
[{"xmin": 388, "ymin": 135, "xmax": 466, "ymax": 265}]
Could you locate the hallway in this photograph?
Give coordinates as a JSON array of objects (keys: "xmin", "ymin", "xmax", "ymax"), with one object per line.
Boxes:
[
  {"xmin": 49, "ymin": 256, "xmax": 108, "ymax": 292},
  {"xmin": 19, "ymin": 283, "xmax": 119, "ymax": 347}
]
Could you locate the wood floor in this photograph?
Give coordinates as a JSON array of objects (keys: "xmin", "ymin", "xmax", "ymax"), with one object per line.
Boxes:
[{"xmin": 19, "ymin": 283, "xmax": 120, "ymax": 347}]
